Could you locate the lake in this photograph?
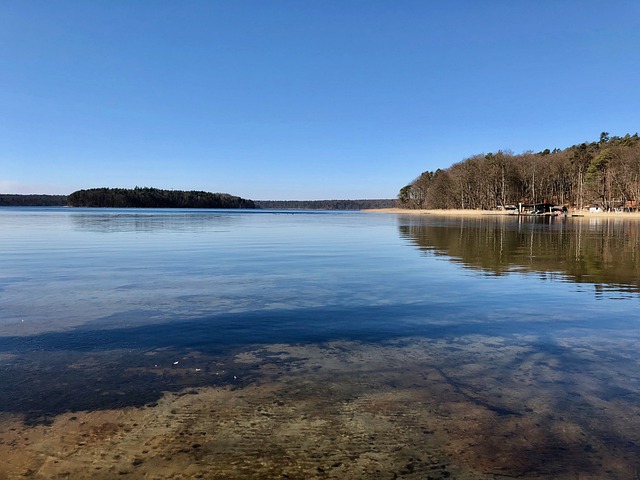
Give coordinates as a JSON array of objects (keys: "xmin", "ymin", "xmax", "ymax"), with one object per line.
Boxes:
[{"xmin": 1, "ymin": 207, "xmax": 639, "ymax": 479}]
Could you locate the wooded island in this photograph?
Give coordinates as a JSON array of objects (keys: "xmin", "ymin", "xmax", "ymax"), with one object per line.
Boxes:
[{"xmin": 67, "ymin": 187, "xmax": 255, "ymax": 209}]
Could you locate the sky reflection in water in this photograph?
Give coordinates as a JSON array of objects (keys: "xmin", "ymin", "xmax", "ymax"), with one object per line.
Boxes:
[{"xmin": 2, "ymin": 208, "xmax": 637, "ymax": 341}]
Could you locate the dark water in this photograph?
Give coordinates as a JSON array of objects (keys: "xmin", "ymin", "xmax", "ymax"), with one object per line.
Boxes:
[{"xmin": 1, "ymin": 208, "xmax": 640, "ymax": 477}]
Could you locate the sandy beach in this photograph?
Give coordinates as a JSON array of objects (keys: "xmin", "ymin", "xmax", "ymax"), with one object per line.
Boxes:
[{"xmin": 366, "ymin": 207, "xmax": 640, "ymax": 219}]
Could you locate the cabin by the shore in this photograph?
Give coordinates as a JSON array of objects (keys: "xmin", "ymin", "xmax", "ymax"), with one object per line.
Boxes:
[
  {"xmin": 498, "ymin": 198, "xmax": 640, "ymax": 214},
  {"xmin": 516, "ymin": 202, "xmax": 567, "ymax": 215}
]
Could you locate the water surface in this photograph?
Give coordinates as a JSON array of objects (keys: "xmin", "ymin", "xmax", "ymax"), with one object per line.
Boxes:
[{"xmin": 1, "ymin": 208, "xmax": 639, "ymax": 479}]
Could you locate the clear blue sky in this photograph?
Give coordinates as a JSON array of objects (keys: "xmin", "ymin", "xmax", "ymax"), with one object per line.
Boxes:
[{"xmin": 1, "ymin": 1, "xmax": 639, "ymax": 200}]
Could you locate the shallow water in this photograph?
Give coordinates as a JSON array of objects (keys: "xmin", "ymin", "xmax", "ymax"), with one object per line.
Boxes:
[{"xmin": 1, "ymin": 208, "xmax": 639, "ymax": 479}]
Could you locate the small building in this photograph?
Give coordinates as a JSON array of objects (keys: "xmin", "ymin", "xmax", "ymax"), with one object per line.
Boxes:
[
  {"xmin": 516, "ymin": 202, "xmax": 567, "ymax": 215},
  {"xmin": 519, "ymin": 202, "xmax": 554, "ymax": 214}
]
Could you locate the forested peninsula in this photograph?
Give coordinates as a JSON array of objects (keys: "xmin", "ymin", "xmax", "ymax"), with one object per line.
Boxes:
[
  {"xmin": 399, "ymin": 132, "xmax": 640, "ymax": 211},
  {"xmin": 67, "ymin": 187, "xmax": 255, "ymax": 209}
]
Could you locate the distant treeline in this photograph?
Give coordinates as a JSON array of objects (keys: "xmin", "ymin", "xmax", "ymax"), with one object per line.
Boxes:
[
  {"xmin": 0, "ymin": 194, "xmax": 67, "ymax": 206},
  {"xmin": 255, "ymin": 199, "xmax": 397, "ymax": 210},
  {"xmin": 1, "ymin": 192, "xmax": 396, "ymax": 210},
  {"xmin": 67, "ymin": 187, "xmax": 255, "ymax": 209},
  {"xmin": 399, "ymin": 132, "xmax": 640, "ymax": 210}
]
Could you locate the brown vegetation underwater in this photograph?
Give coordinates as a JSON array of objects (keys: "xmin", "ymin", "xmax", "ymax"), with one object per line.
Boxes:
[{"xmin": 2, "ymin": 333, "xmax": 640, "ymax": 479}]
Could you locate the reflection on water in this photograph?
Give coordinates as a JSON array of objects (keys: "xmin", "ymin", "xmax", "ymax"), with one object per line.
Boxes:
[
  {"xmin": 399, "ymin": 214, "xmax": 640, "ymax": 297},
  {"xmin": 70, "ymin": 211, "xmax": 238, "ymax": 233},
  {"xmin": 1, "ymin": 208, "xmax": 640, "ymax": 479},
  {"xmin": 68, "ymin": 208, "xmax": 340, "ymax": 234}
]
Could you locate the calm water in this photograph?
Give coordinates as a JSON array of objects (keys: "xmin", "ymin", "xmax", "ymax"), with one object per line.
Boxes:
[{"xmin": 1, "ymin": 207, "xmax": 640, "ymax": 478}]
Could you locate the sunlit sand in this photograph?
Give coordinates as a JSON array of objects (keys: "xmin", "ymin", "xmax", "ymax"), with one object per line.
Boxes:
[
  {"xmin": 2, "ymin": 336, "xmax": 639, "ymax": 479},
  {"xmin": 367, "ymin": 207, "xmax": 640, "ymax": 219}
]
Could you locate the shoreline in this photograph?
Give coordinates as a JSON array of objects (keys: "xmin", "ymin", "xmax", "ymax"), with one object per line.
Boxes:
[{"xmin": 365, "ymin": 207, "xmax": 640, "ymax": 219}]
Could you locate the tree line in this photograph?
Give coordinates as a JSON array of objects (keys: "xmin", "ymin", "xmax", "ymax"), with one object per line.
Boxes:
[
  {"xmin": 1, "ymin": 191, "xmax": 396, "ymax": 210},
  {"xmin": 0, "ymin": 194, "xmax": 67, "ymax": 206},
  {"xmin": 398, "ymin": 132, "xmax": 640, "ymax": 210},
  {"xmin": 254, "ymin": 199, "xmax": 396, "ymax": 210},
  {"xmin": 67, "ymin": 187, "xmax": 256, "ymax": 209}
]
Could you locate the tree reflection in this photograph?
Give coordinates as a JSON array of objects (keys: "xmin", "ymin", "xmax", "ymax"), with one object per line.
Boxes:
[{"xmin": 399, "ymin": 215, "xmax": 640, "ymax": 295}]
